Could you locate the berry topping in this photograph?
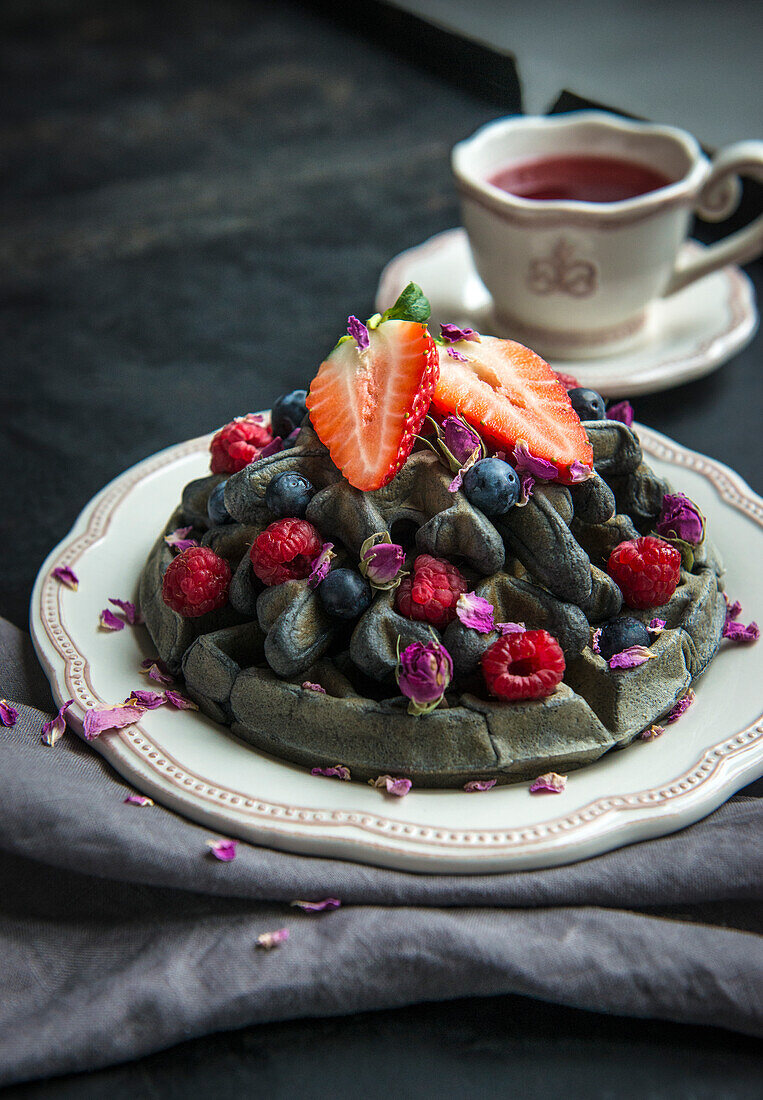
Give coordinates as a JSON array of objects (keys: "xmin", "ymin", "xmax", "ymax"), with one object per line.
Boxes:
[
  {"xmin": 554, "ymin": 371, "xmax": 580, "ymax": 390},
  {"xmin": 207, "ymin": 481, "xmax": 232, "ymax": 526},
  {"xmin": 250, "ymin": 518, "xmax": 323, "ymax": 586},
  {"xmin": 567, "ymin": 387, "xmax": 607, "ymax": 422},
  {"xmin": 481, "ymin": 629, "xmax": 565, "ymax": 701},
  {"xmin": 607, "ymin": 536, "xmax": 682, "ymax": 610},
  {"xmin": 430, "ymin": 335, "xmax": 593, "ymax": 482},
  {"xmin": 597, "ymin": 616, "xmax": 652, "ymax": 661},
  {"xmin": 318, "ymin": 568, "xmax": 373, "ymax": 620},
  {"xmin": 306, "ymin": 285, "xmax": 439, "ymax": 491},
  {"xmin": 395, "ymin": 554, "xmax": 468, "ymax": 627},
  {"xmin": 210, "ymin": 415, "xmax": 272, "ymax": 475},
  {"xmin": 162, "ymin": 546, "xmax": 231, "ymax": 618},
  {"xmin": 271, "ymin": 390, "xmax": 308, "ymax": 438},
  {"xmin": 265, "ymin": 472, "xmax": 315, "ymax": 518},
  {"xmin": 461, "ymin": 457, "xmax": 520, "ymax": 515}
]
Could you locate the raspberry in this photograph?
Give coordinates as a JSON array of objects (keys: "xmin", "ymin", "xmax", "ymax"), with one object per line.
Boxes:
[
  {"xmin": 554, "ymin": 371, "xmax": 580, "ymax": 391},
  {"xmin": 394, "ymin": 554, "xmax": 468, "ymax": 627},
  {"xmin": 250, "ymin": 518, "xmax": 323, "ymax": 586},
  {"xmin": 162, "ymin": 546, "xmax": 231, "ymax": 618},
  {"xmin": 210, "ymin": 415, "xmax": 273, "ymax": 475},
  {"xmin": 607, "ymin": 536, "xmax": 681, "ymax": 610},
  {"xmin": 481, "ymin": 630, "xmax": 565, "ymax": 701}
]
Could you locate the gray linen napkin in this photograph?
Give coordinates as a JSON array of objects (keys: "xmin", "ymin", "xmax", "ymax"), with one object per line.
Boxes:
[{"xmin": 1, "ymin": 616, "xmax": 761, "ymax": 1087}]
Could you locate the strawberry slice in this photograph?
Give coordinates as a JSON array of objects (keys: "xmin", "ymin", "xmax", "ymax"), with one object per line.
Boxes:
[
  {"xmin": 431, "ymin": 336, "xmax": 592, "ymax": 481},
  {"xmin": 307, "ymin": 291, "xmax": 439, "ymax": 491}
]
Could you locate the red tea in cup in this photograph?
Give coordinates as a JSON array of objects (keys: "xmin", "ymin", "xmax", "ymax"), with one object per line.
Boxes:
[{"xmin": 488, "ymin": 154, "xmax": 673, "ymax": 203}]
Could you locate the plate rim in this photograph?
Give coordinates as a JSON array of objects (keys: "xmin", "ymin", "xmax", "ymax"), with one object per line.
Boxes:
[
  {"xmin": 29, "ymin": 426, "xmax": 763, "ymax": 873},
  {"xmin": 375, "ymin": 227, "xmax": 759, "ymax": 397}
]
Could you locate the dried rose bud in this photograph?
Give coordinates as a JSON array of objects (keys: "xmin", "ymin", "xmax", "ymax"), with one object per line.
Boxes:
[
  {"xmin": 395, "ymin": 638, "xmax": 453, "ymax": 716},
  {"xmin": 656, "ymin": 493, "xmax": 705, "ymax": 546},
  {"xmin": 359, "ymin": 532, "xmax": 406, "ymax": 590}
]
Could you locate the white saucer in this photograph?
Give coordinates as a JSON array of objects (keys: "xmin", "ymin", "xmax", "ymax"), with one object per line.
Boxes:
[{"xmin": 376, "ymin": 228, "xmax": 758, "ymax": 397}]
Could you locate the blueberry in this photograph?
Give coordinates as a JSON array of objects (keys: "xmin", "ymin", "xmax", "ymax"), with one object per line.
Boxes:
[
  {"xmin": 265, "ymin": 472, "xmax": 315, "ymax": 518},
  {"xmin": 462, "ymin": 457, "xmax": 520, "ymax": 516},
  {"xmin": 318, "ymin": 569, "xmax": 372, "ymax": 620},
  {"xmin": 598, "ymin": 616, "xmax": 651, "ymax": 661},
  {"xmin": 207, "ymin": 481, "xmax": 233, "ymax": 525},
  {"xmin": 568, "ymin": 387, "xmax": 607, "ymax": 421},
  {"xmin": 271, "ymin": 389, "xmax": 308, "ymax": 438}
]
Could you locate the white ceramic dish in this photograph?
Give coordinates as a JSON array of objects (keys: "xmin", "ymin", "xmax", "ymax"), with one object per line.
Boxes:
[
  {"xmin": 31, "ymin": 428, "xmax": 763, "ymax": 874},
  {"xmin": 376, "ymin": 228, "xmax": 758, "ymax": 397}
]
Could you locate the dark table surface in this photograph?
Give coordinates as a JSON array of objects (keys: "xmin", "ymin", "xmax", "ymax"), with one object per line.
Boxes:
[{"xmin": 2, "ymin": 0, "xmax": 762, "ymax": 1095}]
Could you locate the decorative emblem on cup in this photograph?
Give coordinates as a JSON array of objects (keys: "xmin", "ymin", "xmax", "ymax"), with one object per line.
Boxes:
[{"xmin": 527, "ymin": 239, "xmax": 597, "ymax": 298}]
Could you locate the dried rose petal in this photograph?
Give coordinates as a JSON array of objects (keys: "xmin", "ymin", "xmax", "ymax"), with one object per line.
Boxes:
[
  {"xmin": 441, "ymin": 416, "xmax": 482, "ymax": 466},
  {"xmin": 207, "ymin": 839, "xmax": 237, "ymax": 861},
  {"xmin": 456, "ymin": 592, "xmax": 495, "ymax": 634},
  {"xmin": 640, "ymin": 724, "xmax": 665, "ymax": 741},
  {"xmin": 530, "ymin": 772, "xmax": 567, "ymax": 794},
  {"xmin": 569, "ymin": 460, "xmax": 593, "ymax": 482},
  {"xmin": 82, "ymin": 703, "xmax": 146, "ymax": 740},
  {"xmin": 496, "ymin": 621, "xmax": 526, "ymax": 635},
  {"xmin": 311, "ymin": 765, "xmax": 351, "ymax": 781},
  {"xmin": 516, "ymin": 472, "xmax": 535, "ymax": 506},
  {"xmin": 664, "ymin": 689, "xmax": 695, "ymax": 724},
  {"xmin": 140, "ymin": 658, "xmax": 175, "ymax": 685},
  {"xmin": 440, "ymin": 323, "xmax": 480, "ymax": 344},
  {"xmin": 164, "ymin": 527, "xmax": 200, "ymax": 553},
  {"xmin": 591, "ymin": 627, "xmax": 602, "ymax": 655},
  {"xmin": 99, "ymin": 608, "xmax": 125, "ymax": 631},
  {"xmin": 359, "ymin": 534, "xmax": 406, "ymax": 589},
  {"xmin": 464, "ymin": 779, "xmax": 497, "ymax": 792},
  {"xmin": 369, "ymin": 775, "xmax": 412, "ymax": 797},
  {"xmin": 723, "ymin": 594, "xmax": 743, "ymax": 621},
  {"xmin": 125, "ymin": 689, "xmax": 166, "ymax": 709},
  {"xmin": 648, "ymin": 618, "xmax": 667, "ymax": 635},
  {"xmin": 656, "ymin": 493, "xmax": 705, "ymax": 545},
  {"xmin": 307, "ymin": 542, "xmax": 335, "ymax": 589},
  {"xmin": 607, "ymin": 400, "xmax": 634, "ymax": 426},
  {"xmin": 124, "ymin": 794, "xmax": 154, "ymax": 806},
  {"xmin": 446, "ymin": 347, "xmax": 468, "ymax": 362},
  {"xmin": 396, "ymin": 638, "xmax": 453, "ymax": 716},
  {"xmin": 301, "ymin": 681, "xmax": 326, "ymax": 693},
  {"xmin": 511, "ymin": 441, "xmax": 558, "ymax": 481},
  {"xmin": 109, "ymin": 598, "xmax": 143, "ymax": 625},
  {"xmin": 608, "ymin": 645, "xmax": 657, "ymax": 669},
  {"xmin": 260, "ymin": 436, "xmax": 284, "ymax": 458},
  {"xmin": 40, "ymin": 699, "xmax": 74, "ymax": 746},
  {"xmin": 257, "ymin": 928, "xmax": 289, "ymax": 950},
  {"xmin": 0, "ymin": 699, "xmax": 19, "ymax": 728},
  {"xmin": 723, "ymin": 620, "xmax": 760, "ymax": 642},
  {"xmin": 52, "ymin": 565, "xmax": 79, "ymax": 590},
  {"xmin": 164, "ymin": 690, "xmax": 198, "ymax": 710},
  {"xmin": 447, "ymin": 446, "xmax": 481, "ymax": 493},
  {"xmin": 347, "ymin": 315, "xmax": 370, "ymax": 350},
  {"xmin": 290, "ymin": 898, "xmax": 342, "ymax": 912}
]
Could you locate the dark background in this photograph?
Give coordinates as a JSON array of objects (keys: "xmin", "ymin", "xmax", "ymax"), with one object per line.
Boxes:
[{"xmin": 1, "ymin": 0, "xmax": 761, "ymax": 1094}]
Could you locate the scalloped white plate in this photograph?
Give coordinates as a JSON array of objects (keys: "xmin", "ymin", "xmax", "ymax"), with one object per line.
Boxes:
[
  {"xmin": 376, "ymin": 228, "xmax": 758, "ymax": 396},
  {"xmin": 30, "ymin": 427, "xmax": 763, "ymax": 873}
]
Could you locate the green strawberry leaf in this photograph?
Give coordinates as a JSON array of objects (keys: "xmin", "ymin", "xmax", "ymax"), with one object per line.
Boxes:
[{"xmin": 380, "ymin": 282, "xmax": 431, "ymax": 324}]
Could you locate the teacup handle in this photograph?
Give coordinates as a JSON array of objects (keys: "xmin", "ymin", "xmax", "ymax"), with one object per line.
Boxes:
[{"xmin": 663, "ymin": 140, "xmax": 763, "ymax": 296}]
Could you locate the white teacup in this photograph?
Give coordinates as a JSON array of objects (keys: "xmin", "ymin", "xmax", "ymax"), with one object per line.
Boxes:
[{"xmin": 452, "ymin": 111, "xmax": 763, "ymax": 358}]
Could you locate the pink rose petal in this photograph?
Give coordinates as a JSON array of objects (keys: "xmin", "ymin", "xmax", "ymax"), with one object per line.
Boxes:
[
  {"xmin": 257, "ymin": 928, "xmax": 289, "ymax": 950},
  {"xmin": 82, "ymin": 703, "xmax": 146, "ymax": 740},
  {"xmin": 260, "ymin": 436, "xmax": 284, "ymax": 458},
  {"xmin": 496, "ymin": 621, "xmax": 526, "ymax": 635},
  {"xmin": 440, "ymin": 323, "xmax": 480, "ymax": 344},
  {"xmin": 464, "ymin": 779, "xmax": 497, "ymax": 792},
  {"xmin": 347, "ymin": 315, "xmax": 370, "ymax": 350},
  {"xmin": 569, "ymin": 460, "xmax": 594, "ymax": 482},
  {"xmin": 369, "ymin": 775, "xmax": 412, "ymax": 797},
  {"xmin": 99, "ymin": 608, "xmax": 125, "ymax": 631},
  {"xmin": 164, "ymin": 690, "xmax": 199, "ymax": 710},
  {"xmin": 723, "ymin": 594, "xmax": 743, "ymax": 621},
  {"xmin": 0, "ymin": 699, "xmax": 19, "ymax": 728},
  {"xmin": 456, "ymin": 592, "xmax": 495, "ymax": 634},
  {"xmin": 164, "ymin": 527, "xmax": 200, "ymax": 553},
  {"xmin": 608, "ymin": 645, "xmax": 657, "ymax": 669},
  {"xmin": 648, "ymin": 618, "xmax": 667, "ymax": 635},
  {"xmin": 140, "ymin": 659, "xmax": 175, "ymax": 685},
  {"xmin": 301, "ymin": 682, "xmax": 327, "ymax": 693},
  {"xmin": 640, "ymin": 724, "xmax": 665, "ymax": 741},
  {"xmin": 530, "ymin": 772, "xmax": 567, "ymax": 794},
  {"xmin": 607, "ymin": 400, "xmax": 634, "ymax": 426},
  {"xmin": 591, "ymin": 627, "xmax": 602, "ymax": 655},
  {"xmin": 125, "ymin": 689, "xmax": 166, "ymax": 709},
  {"xmin": 290, "ymin": 898, "xmax": 342, "ymax": 912},
  {"xmin": 40, "ymin": 699, "xmax": 74, "ymax": 746},
  {"xmin": 109, "ymin": 598, "xmax": 143, "ymax": 625},
  {"xmin": 516, "ymin": 472, "xmax": 535, "ymax": 506},
  {"xmin": 124, "ymin": 794, "xmax": 154, "ymax": 806},
  {"xmin": 664, "ymin": 689, "xmax": 695, "ymax": 724},
  {"xmin": 311, "ymin": 765, "xmax": 351, "ymax": 781},
  {"xmin": 307, "ymin": 542, "xmax": 335, "ymax": 589},
  {"xmin": 512, "ymin": 441, "xmax": 559, "ymax": 481},
  {"xmin": 722, "ymin": 620, "xmax": 760, "ymax": 643},
  {"xmin": 446, "ymin": 347, "xmax": 469, "ymax": 362},
  {"xmin": 52, "ymin": 565, "xmax": 79, "ymax": 590},
  {"xmin": 207, "ymin": 839, "xmax": 237, "ymax": 862}
]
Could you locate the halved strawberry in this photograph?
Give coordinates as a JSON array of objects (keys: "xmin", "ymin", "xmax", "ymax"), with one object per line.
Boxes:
[
  {"xmin": 431, "ymin": 336, "xmax": 592, "ymax": 481},
  {"xmin": 306, "ymin": 297, "xmax": 438, "ymax": 491}
]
